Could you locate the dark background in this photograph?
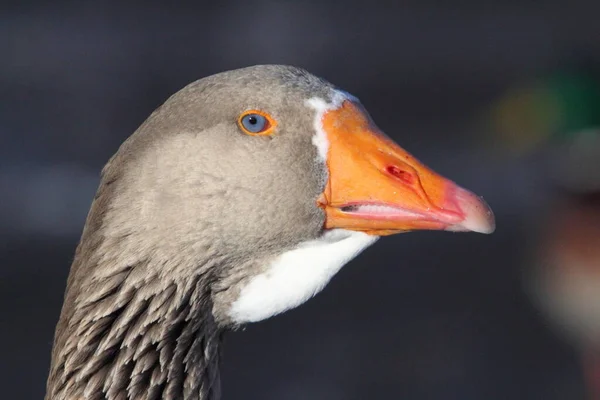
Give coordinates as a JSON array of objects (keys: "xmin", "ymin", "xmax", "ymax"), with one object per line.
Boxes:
[{"xmin": 2, "ymin": 1, "xmax": 599, "ymax": 399}]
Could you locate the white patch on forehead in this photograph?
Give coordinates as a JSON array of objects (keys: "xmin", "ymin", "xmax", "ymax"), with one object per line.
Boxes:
[
  {"xmin": 228, "ymin": 229, "xmax": 377, "ymax": 324},
  {"xmin": 305, "ymin": 90, "xmax": 355, "ymax": 162}
]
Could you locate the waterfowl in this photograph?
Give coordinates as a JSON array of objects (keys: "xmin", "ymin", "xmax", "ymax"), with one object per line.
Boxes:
[
  {"xmin": 486, "ymin": 67, "xmax": 600, "ymax": 397},
  {"xmin": 529, "ymin": 130, "xmax": 600, "ymax": 398},
  {"xmin": 45, "ymin": 65, "xmax": 495, "ymax": 400}
]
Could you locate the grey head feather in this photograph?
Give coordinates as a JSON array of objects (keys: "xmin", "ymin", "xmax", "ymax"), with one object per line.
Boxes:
[{"xmin": 46, "ymin": 65, "xmax": 338, "ymax": 400}]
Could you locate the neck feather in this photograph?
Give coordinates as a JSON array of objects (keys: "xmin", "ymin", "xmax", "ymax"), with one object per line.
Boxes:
[
  {"xmin": 46, "ymin": 256, "xmax": 223, "ymax": 400},
  {"xmin": 46, "ymin": 156, "xmax": 228, "ymax": 400}
]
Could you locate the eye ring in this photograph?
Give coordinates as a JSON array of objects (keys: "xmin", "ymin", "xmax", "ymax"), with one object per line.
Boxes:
[{"xmin": 237, "ymin": 110, "xmax": 277, "ymax": 136}]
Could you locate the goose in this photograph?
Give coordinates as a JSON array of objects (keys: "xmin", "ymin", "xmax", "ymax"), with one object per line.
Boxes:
[{"xmin": 45, "ymin": 65, "xmax": 495, "ymax": 400}]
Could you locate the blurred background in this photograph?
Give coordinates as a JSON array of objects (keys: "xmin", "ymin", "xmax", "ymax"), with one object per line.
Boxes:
[{"xmin": 2, "ymin": 1, "xmax": 600, "ymax": 399}]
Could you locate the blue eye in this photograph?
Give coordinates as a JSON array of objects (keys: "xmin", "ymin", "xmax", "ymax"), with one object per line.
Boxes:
[
  {"xmin": 238, "ymin": 111, "xmax": 276, "ymax": 136},
  {"xmin": 241, "ymin": 114, "xmax": 267, "ymax": 133}
]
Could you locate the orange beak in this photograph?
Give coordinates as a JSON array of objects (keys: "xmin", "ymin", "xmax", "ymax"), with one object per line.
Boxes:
[{"xmin": 318, "ymin": 100, "xmax": 495, "ymax": 236}]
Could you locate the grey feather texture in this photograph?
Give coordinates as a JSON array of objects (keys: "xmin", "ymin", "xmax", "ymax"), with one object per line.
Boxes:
[{"xmin": 46, "ymin": 65, "xmax": 338, "ymax": 400}]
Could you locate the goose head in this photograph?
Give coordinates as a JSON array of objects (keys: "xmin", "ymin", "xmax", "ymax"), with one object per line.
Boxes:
[{"xmin": 47, "ymin": 65, "xmax": 495, "ymax": 400}]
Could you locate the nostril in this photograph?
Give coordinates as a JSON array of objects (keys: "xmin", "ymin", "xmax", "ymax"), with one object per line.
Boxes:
[{"xmin": 386, "ymin": 165, "xmax": 414, "ymax": 185}]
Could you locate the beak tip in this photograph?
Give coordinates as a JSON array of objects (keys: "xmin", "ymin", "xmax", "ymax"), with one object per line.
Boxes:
[{"xmin": 447, "ymin": 188, "xmax": 496, "ymax": 234}]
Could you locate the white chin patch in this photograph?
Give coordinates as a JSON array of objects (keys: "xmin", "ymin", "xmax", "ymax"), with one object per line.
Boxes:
[
  {"xmin": 228, "ymin": 229, "xmax": 377, "ymax": 324},
  {"xmin": 305, "ymin": 90, "xmax": 357, "ymax": 162}
]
